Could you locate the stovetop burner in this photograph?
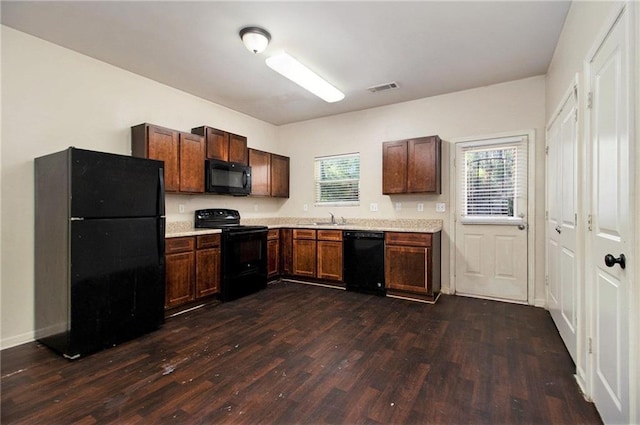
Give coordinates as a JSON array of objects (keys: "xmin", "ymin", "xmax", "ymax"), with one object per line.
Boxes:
[{"xmin": 194, "ymin": 209, "xmax": 267, "ymax": 232}]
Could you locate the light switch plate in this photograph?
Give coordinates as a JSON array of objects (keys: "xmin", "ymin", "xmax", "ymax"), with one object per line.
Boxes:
[
  {"xmin": 370, "ymin": 203, "xmax": 378, "ymax": 212},
  {"xmin": 179, "ymin": 204, "xmax": 185, "ymax": 213},
  {"xmin": 395, "ymin": 202, "xmax": 402, "ymax": 211},
  {"xmin": 303, "ymin": 204, "xmax": 308, "ymax": 211},
  {"xmin": 417, "ymin": 203, "xmax": 424, "ymax": 212},
  {"xmin": 436, "ymin": 203, "xmax": 446, "ymax": 212}
]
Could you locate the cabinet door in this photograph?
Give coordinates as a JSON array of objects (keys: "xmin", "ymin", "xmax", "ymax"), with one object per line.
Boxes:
[
  {"xmin": 384, "ymin": 245, "xmax": 431, "ymax": 295},
  {"xmin": 382, "ymin": 141, "xmax": 407, "ymax": 194},
  {"xmin": 267, "ymin": 238, "xmax": 280, "ymax": 278},
  {"xmin": 249, "ymin": 149, "xmax": 271, "ymax": 196},
  {"xmin": 165, "ymin": 252, "xmax": 195, "ymax": 308},
  {"xmin": 229, "ymin": 133, "xmax": 248, "ymax": 165},
  {"xmin": 147, "ymin": 125, "xmax": 179, "ymax": 192},
  {"xmin": 407, "ymin": 136, "xmax": 441, "ymax": 193},
  {"xmin": 293, "ymin": 239, "xmax": 316, "ymax": 277},
  {"xmin": 204, "ymin": 127, "xmax": 229, "ymax": 161},
  {"xmin": 179, "ymin": 132, "xmax": 205, "ymax": 193},
  {"xmin": 317, "ymin": 240, "xmax": 343, "ymax": 281},
  {"xmin": 196, "ymin": 248, "xmax": 220, "ymax": 298},
  {"xmin": 270, "ymin": 154, "xmax": 290, "ymax": 198},
  {"xmin": 280, "ymin": 229, "xmax": 293, "ymax": 275}
]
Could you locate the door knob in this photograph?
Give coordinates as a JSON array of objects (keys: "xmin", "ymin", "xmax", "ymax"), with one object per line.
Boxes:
[
  {"xmin": 555, "ymin": 226, "xmax": 562, "ymax": 234},
  {"xmin": 518, "ymin": 224, "xmax": 526, "ymax": 230},
  {"xmin": 604, "ymin": 253, "xmax": 626, "ymax": 269}
]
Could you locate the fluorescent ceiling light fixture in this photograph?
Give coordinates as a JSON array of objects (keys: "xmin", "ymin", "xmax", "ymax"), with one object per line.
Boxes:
[{"xmin": 266, "ymin": 52, "xmax": 345, "ymax": 103}]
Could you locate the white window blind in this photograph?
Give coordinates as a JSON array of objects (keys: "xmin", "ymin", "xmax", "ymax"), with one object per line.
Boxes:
[
  {"xmin": 314, "ymin": 153, "xmax": 360, "ymax": 205},
  {"xmin": 458, "ymin": 137, "xmax": 527, "ymax": 224}
]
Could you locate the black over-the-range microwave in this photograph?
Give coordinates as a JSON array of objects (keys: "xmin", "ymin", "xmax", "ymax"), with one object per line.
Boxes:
[{"xmin": 205, "ymin": 159, "xmax": 252, "ymax": 196}]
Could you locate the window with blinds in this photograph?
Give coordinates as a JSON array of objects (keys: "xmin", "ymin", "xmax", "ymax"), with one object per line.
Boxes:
[
  {"xmin": 314, "ymin": 153, "xmax": 360, "ymax": 206},
  {"xmin": 459, "ymin": 137, "xmax": 527, "ymax": 224}
]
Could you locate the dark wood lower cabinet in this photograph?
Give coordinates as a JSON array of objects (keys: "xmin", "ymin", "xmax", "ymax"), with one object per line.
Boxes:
[
  {"xmin": 165, "ymin": 234, "xmax": 221, "ymax": 310},
  {"xmin": 267, "ymin": 229, "xmax": 280, "ymax": 279},
  {"xmin": 271, "ymin": 228, "xmax": 442, "ymax": 301},
  {"xmin": 317, "ymin": 230, "xmax": 343, "ymax": 282},
  {"xmin": 385, "ymin": 231, "xmax": 441, "ymax": 301},
  {"xmin": 290, "ymin": 229, "xmax": 343, "ymax": 283},
  {"xmin": 165, "ymin": 237, "xmax": 196, "ymax": 308},
  {"xmin": 195, "ymin": 234, "xmax": 221, "ymax": 298},
  {"xmin": 293, "ymin": 238, "xmax": 316, "ymax": 278}
]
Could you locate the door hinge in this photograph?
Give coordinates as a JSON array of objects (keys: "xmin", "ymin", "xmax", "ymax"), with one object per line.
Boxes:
[
  {"xmin": 545, "ymin": 210, "xmax": 549, "ymax": 220},
  {"xmin": 545, "ymin": 146, "xmax": 549, "ymax": 155},
  {"xmin": 588, "ymin": 337, "xmax": 593, "ymax": 354},
  {"xmin": 587, "ymin": 92, "xmax": 593, "ymax": 109},
  {"xmin": 545, "ymin": 275, "xmax": 549, "ymax": 286},
  {"xmin": 575, "ymin": 213, "xmax": 577, "ymax": 225},
  {"xmin": 574, "ymin": 110, "xmax": 578, "ymax": 122},
  {"xmin": 587, "ymin": 214, "xmax": 593, "ymax": 231},
  {"xmin": 573, "ymin": 84, "xmax": 578, "ymax": 99}
]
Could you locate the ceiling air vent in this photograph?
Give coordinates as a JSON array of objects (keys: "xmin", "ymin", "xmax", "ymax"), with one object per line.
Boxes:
[{"xmin": 367, "ymin": 81, "xmax": 399, "ymax": 93}]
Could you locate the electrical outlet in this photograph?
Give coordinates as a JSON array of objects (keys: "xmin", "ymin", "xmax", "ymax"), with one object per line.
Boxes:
[
  {"xmin": 395, "ymin": 202, "xmax": 402, "ymax": 211},
  {"xmin": 436, "ymin": 203, "xmax": 446, "ymax": 212},
  {"xmin": 370, "ymin": 203, "xmax": 378, "ymax": 212},
  {"xmin": 417, "ymin": 203, "xmax": 424, "ymax": 212},
  {"xmin": 303, "ymin": 204, "xmax": 308, "ymax": 211},
  {"xmin": 179, "ymin": 204, "xmax": 185, "ymax": 213}
]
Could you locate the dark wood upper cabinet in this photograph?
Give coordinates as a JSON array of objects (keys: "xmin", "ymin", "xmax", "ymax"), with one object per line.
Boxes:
[
  {"xmin": 248, "ymin": 148, "xmax": 290, "ymax": 198},
  {"xmin": 178, "ymin": 132, "xmax": 205, "ymax": 193},
  {"xmin": 248, "ymin": 148, "xmax": 271, "ymax": 196},
  {"xmin": 192, "ymin": 126, "xmax": 248, "ymax": 165},
  {"xmin": 132, "ymin": 123, "xmax": 204, "ymax": 194},
  {"xmin": 229, "ymin": 133, "xmax": 248, "ymax": 165},
  {"xmin": 382, "ymin": 141, "xmax": 408, "ymax": 194},
  {"xmin": 270, "ymin": 154, "xmax": 290, "ymax": 198},
  {"xmin": 382, "ymin": 135, "xmax": 442, "ymax": 194}
]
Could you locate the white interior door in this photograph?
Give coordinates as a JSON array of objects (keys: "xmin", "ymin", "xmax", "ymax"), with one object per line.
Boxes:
[
  {"xmin": 587, "ymin": 6, "xmax": 631, "ymax": 424},
  {"xmin": 454, "ymin": 136, "xmax": 529, "ymax": 303},
  {"xmin": 546, "ymin": 86, "xmax": 579, "ymax": 363}
]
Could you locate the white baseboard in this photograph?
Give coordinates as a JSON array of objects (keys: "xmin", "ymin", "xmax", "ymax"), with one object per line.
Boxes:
[{"xmin": 1, "ymin": 331, "xmax": 35, "ymax": 351}]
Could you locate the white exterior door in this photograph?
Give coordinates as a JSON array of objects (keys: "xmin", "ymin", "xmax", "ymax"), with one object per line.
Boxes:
[
  {"xmin": 546, "ymin": 86, "xmax": 579, "ymax": 363},
  {"xmin": 587, "ymin": 6, "xmax": 632, "ymax": 424},
  {"xmin": 454, "ymin": 136, "xmax": 529, "ymax": 303}
]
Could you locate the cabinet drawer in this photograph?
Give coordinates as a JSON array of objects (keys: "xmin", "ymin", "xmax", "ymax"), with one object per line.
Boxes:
[
  {"xmin": 317, "ymin": 230, "xmax": 343, "ymax": 241},
  {"xmin": 267, "ymin": 229, "xmax": 279, "ymax": 240},
  {"xmin": 166, "ymin": 237, "xmax": 195, "ymax": 254},
  {"xmin": 293, "ymin": 229, "xmax": 316, "ymax": 240},
  {"xmin": 385, "ymin": 232, "xmax": 432, "ymax": 247},
  {"xmin": 196, "ymin": 233, "xmax": 221, "ymax": 249}
]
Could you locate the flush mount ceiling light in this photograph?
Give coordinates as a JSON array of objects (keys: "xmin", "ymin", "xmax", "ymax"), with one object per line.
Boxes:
[
  {"xmin": 266, "ymin": 52, "xmax": 345, "ymax": 103},
  {"xmin": 239, "ymin": 26, "xmax": 271, "ymax": 54}
]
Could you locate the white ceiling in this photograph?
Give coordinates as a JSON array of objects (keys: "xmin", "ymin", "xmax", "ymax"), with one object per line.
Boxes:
[{"xmin": 1, "ymin": 1, "xmax": 570, "ymax": 125}]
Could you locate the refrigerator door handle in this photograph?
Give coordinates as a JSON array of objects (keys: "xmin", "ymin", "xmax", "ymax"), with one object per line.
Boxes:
[
  {"xmin": 158, "ymin": 168, "xmax": 165, "ymax": 216},
  {"xmin": 158, "ymin": 218, "xmax": 166, "ymax": 262}
]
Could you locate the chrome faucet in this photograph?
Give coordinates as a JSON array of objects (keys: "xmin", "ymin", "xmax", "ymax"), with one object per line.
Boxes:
[{"xmin": 329, "ymin": 212, "xmax": 335, "ymax": 224}]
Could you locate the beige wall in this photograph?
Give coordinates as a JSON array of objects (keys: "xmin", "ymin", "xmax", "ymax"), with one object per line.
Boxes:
[
  {"xmin": 278, "ymin": 76, "xmax": 547, "ymax": 305},
  {"xmin": 0, "ymin": 27, "xmax": 280, "ymax": 348}
]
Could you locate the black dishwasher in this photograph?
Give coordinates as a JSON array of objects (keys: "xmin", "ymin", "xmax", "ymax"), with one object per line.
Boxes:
[{"xmin": 343, "ymin": 231, "xmax": 386, "ymax": 296}]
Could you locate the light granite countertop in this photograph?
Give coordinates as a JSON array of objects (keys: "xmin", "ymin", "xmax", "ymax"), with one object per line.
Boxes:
[{"xmin": 166, "ymin": 217, "xmax": 442, "ymax": 238}]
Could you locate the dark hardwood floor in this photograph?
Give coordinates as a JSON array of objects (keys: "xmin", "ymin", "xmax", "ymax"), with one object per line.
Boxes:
[{"xmin": 2, "ymin": 282, "xmax": 602, "ymax": 424}]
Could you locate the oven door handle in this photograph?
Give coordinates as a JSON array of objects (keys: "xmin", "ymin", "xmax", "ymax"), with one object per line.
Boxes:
[{"xmin": 226, "ymin": 229, "xmax": 268, "ymax": 237}]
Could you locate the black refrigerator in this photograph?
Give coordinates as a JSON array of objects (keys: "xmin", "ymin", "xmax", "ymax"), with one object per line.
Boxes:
[{"xmin": 35, "ymin": 147, "xmax": 166, "ymax": 359}]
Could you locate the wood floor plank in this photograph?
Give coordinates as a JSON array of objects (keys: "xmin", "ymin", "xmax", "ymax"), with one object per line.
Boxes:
[{"xmin": 1, "ymin": 282, "xmax": 602, "ymax": 424}]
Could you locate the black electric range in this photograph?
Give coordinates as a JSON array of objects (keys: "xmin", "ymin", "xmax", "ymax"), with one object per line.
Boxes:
[{"xmin": 195, "ymin": 209, "xmax": 268, "ymax": 302}]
